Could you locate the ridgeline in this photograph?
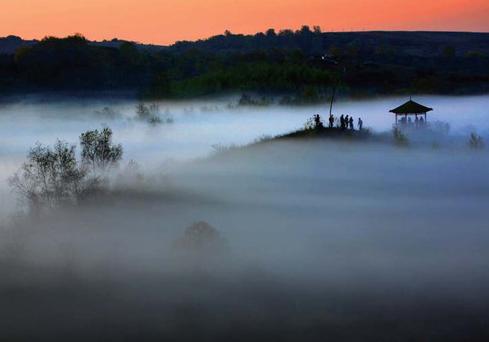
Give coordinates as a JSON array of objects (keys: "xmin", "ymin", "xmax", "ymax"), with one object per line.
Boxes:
[{"xmin": 1, "ymin": 29, "xmax": 489, "ymax": 100}]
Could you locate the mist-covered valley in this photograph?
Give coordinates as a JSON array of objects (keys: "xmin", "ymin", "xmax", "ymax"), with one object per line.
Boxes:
[{"xmin": 1, "ymin": 95, "xmax": 489, "ymax": 341}]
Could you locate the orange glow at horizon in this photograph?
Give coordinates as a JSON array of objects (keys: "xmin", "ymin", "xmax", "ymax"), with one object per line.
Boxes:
[{"xmin": 1, "ymin": 0, "xmax": 489, "ymax": 45}]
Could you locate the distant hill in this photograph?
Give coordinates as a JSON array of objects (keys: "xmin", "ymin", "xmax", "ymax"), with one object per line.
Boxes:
[
  {"xmin": 90, "ymin": 39, "xmax": 166, "ymax": 52},
  {"xmin": 0, "ymin": 36, "xmax": 165, "ymax": 55},
  {"xmin": 169, "ymin": 31, "xmax": 489, "ymax": 57},
  {"xmin": 3, "ymin": 31, "xmax": 488, "ymax": 57},
  {"xmin": 0, "ymin": 36, "xmax": 37, "ymax": 54},
  {"xmin": 1, "ymin": 30, "xmax": 488, "ymax": 98}
]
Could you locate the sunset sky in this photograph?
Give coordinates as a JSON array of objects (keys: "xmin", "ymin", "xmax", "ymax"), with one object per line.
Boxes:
[{"xmin": 1, "ymin": 0, "xmax": 489, "ymax": 45}]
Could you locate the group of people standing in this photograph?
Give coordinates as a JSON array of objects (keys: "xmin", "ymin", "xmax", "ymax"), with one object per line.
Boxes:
[
  {"xmin": 398, "ymin": 115, "xmax": 425, "ymax": 128},
  {"xmin": 328, "ymin": 114, "xmax": 363, "ymax": 131},
  {"xmin": 312, "ymin": 113, "xmax": 364, "ymax": 131}
]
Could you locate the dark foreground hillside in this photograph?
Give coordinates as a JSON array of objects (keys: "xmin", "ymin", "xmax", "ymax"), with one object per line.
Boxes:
[{"xmin": 1, "ymin": 30, "xmax": 489, "ymax": 99}]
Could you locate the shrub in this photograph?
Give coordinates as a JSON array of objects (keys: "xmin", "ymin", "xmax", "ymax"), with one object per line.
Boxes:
[
  {"xmin": 431, "ymin": 121, "xmax": 451, "ymax": 135},
  {"xmin": 393, "ymin": 127, "xmax": 409, "ymax": 147},
  {"xmin": 304, "ymin": 114, "xmax": 324, "ymax": 130},
  {"xmin": 304, "ymin": 117, "xmax": 316, "ymax": 130},
  {"xmin": 469, "ymin": 133, "xmax": 484, "ymax": 149},
  {"xmin": 94, "ymin": 106, "xmax": 120, "ymax": 119},
  {"xmin": 211, "ymin": 143, "xmax": 239, "ymax": 154},
  {"xmin": 174, "ymin": 221, "xmax": 227, "ymax": 253},
  {"xmin": 172, "ymin": 222, "xmax": 229, "ymax": 270},
  {"xmin": 253, "ymin": 135, "xmax": 273, "ymax": 144},
  {"xmin": 238, "ymin": 93, "xmax": 272, "ymax": 106},
  {"xmin": 136, "ymin": 103, "xmax": 173, "ymax": 125}
]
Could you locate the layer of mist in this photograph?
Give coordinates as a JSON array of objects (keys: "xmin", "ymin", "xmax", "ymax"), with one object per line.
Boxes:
[{"xmin": 1, "ymin": 96, "xmax": 489, "ymax": 341}]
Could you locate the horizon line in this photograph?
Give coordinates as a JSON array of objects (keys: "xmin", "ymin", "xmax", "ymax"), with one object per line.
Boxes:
[{"xmin": 3, "ymin": 28, "xmax": 489, "ymax": 47}]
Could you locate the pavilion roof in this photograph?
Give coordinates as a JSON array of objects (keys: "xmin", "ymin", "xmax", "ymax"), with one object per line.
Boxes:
[{"xmin": 389, "ymin": 100, "xmax": 433, "ymax": 114}]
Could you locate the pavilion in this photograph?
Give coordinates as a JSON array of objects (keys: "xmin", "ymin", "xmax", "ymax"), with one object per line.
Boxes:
[{"xmin": 390, "ymin": 99, "xmax": 433, "ymax": 125}]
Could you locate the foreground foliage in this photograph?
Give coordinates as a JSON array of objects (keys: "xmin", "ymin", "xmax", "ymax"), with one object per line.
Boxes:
[{"xmin": 10, "ymin": 127, "xmax": 123, "ymax": 213}]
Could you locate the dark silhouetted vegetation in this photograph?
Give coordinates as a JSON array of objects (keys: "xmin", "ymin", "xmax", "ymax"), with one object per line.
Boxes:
[
  {"xmin": 173, "ymin": 221, "xmax": 229, "ymax": 265},
  {"xmin": 1, "ymin": 30, "xmax": 489, "ymax": 99},
  {"xmin": 469, "ymin": 132, "xmax": 485, "ymax": 149},
  {"xmin": 80, "ymin": 127, "xmax": 123, "ymax": 171},
  {"xmin": 9, "ymin": 140, "xmax": 88, "ymax": 212},
  {"xmin": 174, "ymin": 221, "xmax": 227, "ymax": 252},
  {"xmin": 393, "ymin": 127, "xmax": 409, "ymax": 147},
  {"xmin": 10, "ymin": 127, "xmax": 123, "ymax": 212},
  {"xmin": 136, "ymin": 103, "xmax": 174, "ymax": 124}
]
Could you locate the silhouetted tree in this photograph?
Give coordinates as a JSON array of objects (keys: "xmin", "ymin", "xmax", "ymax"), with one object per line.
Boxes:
[
  {"xmin": 266, "ymin": 28, "xmax": 277, "ymax": 37},
  {"xmin": 10, "ymin": 127, "xmax": 124, "ymax": 213},
  {"xmin": 174, "ymin": 221, "xmax": 227, "ymax": 254},
  {"xmin": 80, "ymin": 127, "xmax": 123, "ymax": 171},
  {"xmin": 9, "ymin": 141, "xmax": 86, "ymax": 212}
]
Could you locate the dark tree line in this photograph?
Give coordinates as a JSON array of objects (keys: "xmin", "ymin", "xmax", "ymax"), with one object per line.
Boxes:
[{"xmin": 1, "ymin": 30, "xmax": 489, "ymax": 99}]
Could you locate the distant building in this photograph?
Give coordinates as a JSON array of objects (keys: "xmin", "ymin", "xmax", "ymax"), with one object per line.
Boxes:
[{"xmin": 390, "ymin": 98, "xmax": 433, "ymax": 126}]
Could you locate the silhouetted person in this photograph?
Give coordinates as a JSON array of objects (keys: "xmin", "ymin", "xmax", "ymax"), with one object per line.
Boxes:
[
  {"xmin": 340, "ymin": 115, "xmax": 345, "ymax": 129},
  {"xmin": 358, "ymin": 117, "xmax": 363, "ymax": 131},
  {"xmin": 415, "ymin": 116, "xmax": 419, "ymax": 128},
  {"xmin": 420, "ymin": 116, "xmax": 425, "ymax": 126},
  {"xmin": 349, "ymin": 116, "xmax": 354, "ymax": 130},
  {"xmin": 329, "ymin": 114, "xmax": 334, "ymax": 128},
  {"xmin": 314, "ymin": 114, "xmax": 323, "ymax": 128}
]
